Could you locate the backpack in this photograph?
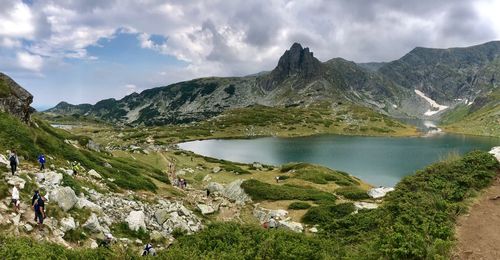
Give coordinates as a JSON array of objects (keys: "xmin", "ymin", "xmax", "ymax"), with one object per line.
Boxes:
[{"xmin": 9, "ymin": 155, "xmax": 17, "ymax": 164}]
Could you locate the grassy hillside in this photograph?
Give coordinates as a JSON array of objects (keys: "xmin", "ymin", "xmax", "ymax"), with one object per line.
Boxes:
[
  {"xmin": 442, "ymin": 89, "xmax": 500, "ymax": 137},
  {"xmin": 1, "ymin": 150, "xmax": 496, "ymax": 259},
  {"xmin": 0, "ymin": 112, "xmax": 169, "ymax": 192}
]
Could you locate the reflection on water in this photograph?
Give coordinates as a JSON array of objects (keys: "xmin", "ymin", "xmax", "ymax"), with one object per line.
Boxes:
[{"xmin": 179, "ymin": 134, "xmax": 499, "ymax": 187}]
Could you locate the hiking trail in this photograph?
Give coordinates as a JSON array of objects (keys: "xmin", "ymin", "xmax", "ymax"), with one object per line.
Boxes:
[{"xmin": 454, "ymin": 173, "xmax": 500, "ymax": 259}]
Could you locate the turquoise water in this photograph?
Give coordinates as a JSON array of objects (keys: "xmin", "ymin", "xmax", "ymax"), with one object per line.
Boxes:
[{"xmin": 178, "ymin": 134, "xmax": 499, "ymax": 186}]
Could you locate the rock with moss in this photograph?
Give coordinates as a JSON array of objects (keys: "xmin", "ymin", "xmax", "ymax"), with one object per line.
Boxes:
[{"xmin": 49, "ymin": 186, "xmax": 78, "ymax": 212}]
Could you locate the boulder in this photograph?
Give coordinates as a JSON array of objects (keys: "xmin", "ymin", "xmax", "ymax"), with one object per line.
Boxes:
[
  {"xmin": 309, "ymin": 227, "xmax": 318, "ymax": 233},
  {"xmin": 6, "ymin": 176, "xmax": 26, "ymax": 189},
  {"xmin": 76, "ymin": 197, "xmax": 103, "ymax": 213},
  {"xmin": 125, "ymin": 211, "xmax": 146, "ymax": 232},
  {"xmin": 49, "ymin": 187, "xmax": 78, "ymax": 212},
  {"xmin": 489, "ymin": 146, "xmax": 500, "ymax": 162},
  {"xmin": 87, "ymin": 169, "xmax": 102, "ymax": 179},
  {"xmin": 37, "ymin": 171, "xmax": 63, "ymax": 185},
  {"xmin": 207, "ymin": 182, "xmax": 224, "ymax": 193},
  {"xmin": 223, "ymin": 180, "xmax": 251, "ymax": 204},
  {"xmin": 154, "ymin": 208, "xmax": 170, "ymax": 225},
  {"xmin": 278, "ymin": 220, "xmax": 303, "ymax": 233},
  {"xmin": 60, "ymin": 217, "xmax": 76, "ymax": 232},
  {"xmin": 212, "ymin": 166, "xmax": 221, "ymax": 173},
  {"xmin": 368, "ymin": 187, "xmax": 394, "ymax": 199},
  {"xmin": 86, "ymin": 140, "xmax": 100, "ymax": 152},
  {"xmin": 24, "ymin": 224, "xmax": 33, "ymax": 232},
  {"xmin": 197, "ymin": 204, "xmax": 215, "ymax": 215},
  {"xmin": 269, "ymin": 209, "xmax": 288, "ymax": 219},
  {"xmin": 0, "ymin": 154, "xmax": 8, "ymax": 165},
  {"xmin": 83, "ymin": 213, "xmax": 103, "ymax": 233},
  {"xmin": 354, "ymin": 202, "xmax": 379, "ymax": 210},
  {"xmin": 90, "ymin": 240, "xmax": 98, "ymax": 249}
]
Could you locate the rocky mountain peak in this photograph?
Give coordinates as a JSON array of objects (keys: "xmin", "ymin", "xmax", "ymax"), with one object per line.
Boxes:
[
  {"xmin": 0, "ymin": 72, "xmax": 34, "ymax": 123},
  {"xmin": 260, "ymin": 43, "xmax": 323, "ymax": 91}
]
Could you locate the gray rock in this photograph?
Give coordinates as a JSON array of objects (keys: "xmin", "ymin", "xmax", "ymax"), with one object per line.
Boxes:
[
  {"xmin": 6, "ymin": 176, "xmax": 26, "ymax": 189},
  {"xmin": 278, "ymin": 220, "xmax": 303, "ymax": 233},
  {"xmin": 87, "ymin": 169, "xmax": 102, "ymax": 179},
  {"xmin": 197, "ymin": 204, "xmax": 215, "ymax": 215},
  {"xmin": 154, "ymin": 209, "xmax": 169, "ymax": 225},
  {"xmin": 212, "ymin": 166, "xmax": 221, "ymax": 173},
  {"xmin": 207, "ymin": 182, "xmax": 224, "ymax": 193},
  {"xmin": 86, "ymin": 140, "xmax": 100, "ymax": 152},
  {"xmin": 0, "ymin": 72, "xmax": 34, "ymax": 122},
  {"xmin": 60, "ymin": 217, "xmax": 76, "ymax": 232},
  {"xmin": 76, "ymin": 197, "xmax": 103, "ymax": 213},
  {"xmin": 0, "ymin": 154, "xmax": 8, "ymax": 165},
  {"xmin": 223, "ymin": 179, "xmax": 251, "ymax": 204},
  {"xmin": 125, "ymin": 211, "xmax": 146, "ymax": 232},
  {"xmin": 24, "ymin": 223, "xmax": 33, "ymax": 232},
  {"xmin": 49, "ymin": 186, "xmax": 78, "ymax": 212},
  {"xmin": 83, "ymin": 213, "xmax": 103, "ymax": 233}
]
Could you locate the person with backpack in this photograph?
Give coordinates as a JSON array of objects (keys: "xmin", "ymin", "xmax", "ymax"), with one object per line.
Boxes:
[
  {"xmin": 268, "ymin": 216, "xmax": 277, "ymax": 229},
  {"xmin": 38, "ymin": 154, "xmax": 46, "ymax": 171},
  {"xmin": 8, "ymin": 150, "xmax": 19, "ymax": 175},
  {"xmin": 31, "ymin": 190, "xmax": 40, "ymax": 221},
  {"xmin": 142, "ymin": 243, "xmax": 156, "ymax": 256},
  {"xmin": 34, "ymin": 195, "xmax": 46, "ymax": 228}
]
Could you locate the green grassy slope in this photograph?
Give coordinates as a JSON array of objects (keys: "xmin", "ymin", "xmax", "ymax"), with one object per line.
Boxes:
[
  {"xmin": 442, "ymin": 89, "xmax": 500, "ymax": 137},
  {"xmin": 0, "ymin": 112, "xmax": 168, "ymax": 192}
]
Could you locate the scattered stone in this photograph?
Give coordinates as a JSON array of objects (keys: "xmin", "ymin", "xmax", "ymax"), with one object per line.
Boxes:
[
  {"xmin": 126, "ymin": 211, "xmax": 146, "ymax": 232},
  {"xmin": 49, "ymin": 186, "xmax": 78, "ymax": 212},
  {"xmin": 6, "ymin": 176, "xmax": 26, "ymax": 189},
  {"xmin": 60, "ymin": 217, "xmax": 76, "ymax": 232},
  {"xmin": 24, "ymin": 224, "xmax": 33, "ymax": 232},
  {"xmin": 197, "ymin": 204, "xmax": 215, "ymax": 215},
  {"xmin": 489, "ymin": 146, "xmax": 500, "ymax": 162},
  {"xmin": 90, "ymin": 239, "xmax": 98, "ymax": 249},
  {"xmin": 223, "ymin": 180, "xmax": 251, "ymax": 204},
  {"xmin": 207, "ymin": 182, "xmax": 224, "ymax": 193},
  {"xmin": 278, "ymin": 220, "xmax": 303, "ymax": 233},
  {"xmin": 368, "ymin": 187, "xmax": 395, "ymax": 199},
  {"xmin": 354, "ymin": 202, "xmax": 379, "ymax": 210},
  {"xmin": 0, "ymin": 154, "xmax": 8, "ymax": 165},
  {"xmin": 87, "ymin": 169, "xmax": 102, "ymax": 179},
  {"xmin": 104, "ymin": 162, "xmax": 113, "ymax": 168},
  {"xmin": 202, "ymin": 175, "xmax": 211, "ymax": 182},
  {"xmin": 83, "ymin": 213, "xmax": 103, "ymax": 233},
  {"xmin": 212, "ymin": 166, "xmax": 221, "ymax": 173},
  {"xmin": 309, "ymin": 227, "xmax": 318, "ymax": 233},
  {"xmin": 38, "ymin": 171, "xmax": 63, "ymax": 185},
  {"xmin": 76, "ymin": 197, "xmax": 103, "ymax": 213},
  {"xmin": 86, "ymin": 140, "xmax": 100, "ymax": 152},
  {"xmin": 154, "ymin": 209, "xmax": 170, "ymax": 225}
]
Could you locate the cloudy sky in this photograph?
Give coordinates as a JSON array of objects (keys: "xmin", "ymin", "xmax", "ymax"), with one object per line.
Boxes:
[{"xmin": 1, "ymin": 0, "xmax": 500, "ymax": 109}]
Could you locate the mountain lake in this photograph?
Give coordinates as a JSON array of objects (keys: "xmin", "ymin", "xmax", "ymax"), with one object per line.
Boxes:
[{"xmin": 178, "ymin": 133, "xmax": 499, "ymax": 187}]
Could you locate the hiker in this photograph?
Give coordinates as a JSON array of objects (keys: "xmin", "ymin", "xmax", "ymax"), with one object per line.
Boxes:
[
  {"xmin": 8, "ymin": 150, "xmax": 19, "ymax": 175},
  {"xmin": 34, "ymin": 195, "xmax": 46, "ymax": 228},
  {"xmin": 142, "ymin": 243, "xmax": 156, "ymax": 256},
  {"xmin": 98, "ymin": 233, "xmax": 114, "ymax": 248},
  {"xmin": 72, "ymin": 161, "xmax": 82, "ymax": 176},
  {"xmin": 31, "ymin": 190, "xmax": 40, "ymax": 221},
  {"xmin": 38, "ymin": 154, "xmax": 46, "ymax": 171},
  {"xmin": 268, "ymin": 216, "xmax": 277, "ymax": 229},
  {"xmin": 206, "ymin": 188, "xmax": 210, "ymax": 197},
  {"xmin": 11, "ymin": 185, "xmax": 20, "ymax": 213},
  {"xmin": 275, "ymin": 176, "xmax": 280, "ymax": 183}
]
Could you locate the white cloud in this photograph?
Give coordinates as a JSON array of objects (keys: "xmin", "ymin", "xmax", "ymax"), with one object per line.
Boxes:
[
  {"xmin": 125, "ymin": 84, "xmax": 138, "ymax": 95},
  {"xmin": 16, "ymin": 51, "xmax": 43, "ymax": 72},
  {"xmin": 0, "ymin": 37, "xmax": 21, "ymax": 48},
  {"xmin": 0, "ymin": 1, "xmax": 35, "ymax": 38}
]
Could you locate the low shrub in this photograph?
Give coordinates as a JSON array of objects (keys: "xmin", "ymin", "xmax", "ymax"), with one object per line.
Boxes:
[
  {"xmin": 335, "ymin": 186, "xmax": 370, "ymax": 200},
  {"xmin": 241, "ymin": 180, "xmax": 336, "ymax": 202},
  {"xmin": 288, "ymin": 201, "xmax": 311, "ymax": 210},
  {"xmin": 302, "ymin": 203, "xmax": 355, "ymax": 225}
]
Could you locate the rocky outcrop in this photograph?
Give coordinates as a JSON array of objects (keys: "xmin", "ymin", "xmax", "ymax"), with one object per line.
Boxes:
[
  {"xmin": 368, "ymin": 187, "xmax": 394, "ymax": 199},
  {"xmin": 49, "ymin": 186, "xmax": 78, "ymax": 212},
  {"xmin": 197, "ymin": 204, "xmax": 215, "ymax": 215},
  {"xmin": 0, "ymin": 72, "xmax": 34, "ymax": 123},
  {"xmin": 489, "ymin": 147, "xmax": 500, "ymax": 162},
  {"xmin": 222, "ymin": 180, "xmax": 251, "ymax": 205}
]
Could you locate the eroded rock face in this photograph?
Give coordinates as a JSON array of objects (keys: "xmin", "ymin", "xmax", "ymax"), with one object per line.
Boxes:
[
  {"xmin": 223, "ymin": 180, "xmax": 251, "ymax": 205},
  {"xmin": 0, "ymin": 72, "xmax": 34, "ymax": 123}
]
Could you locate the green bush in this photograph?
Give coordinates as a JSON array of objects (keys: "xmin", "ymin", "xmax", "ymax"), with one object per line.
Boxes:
[
  {"xmin": 241, "ymin": 180, "xmax": 336, "ymax": 202},
  {"xmin": 302, "ymin": 203, "xmax": 355, "ymax": 225},
  {"xmin": 281, "ymin": 163, "xmax": 359, "ymax": 186},
  {"xmin": 335, "ymin": 186, "xmax": 370, "ymax": 200},
  {"xmin": 288, "ymin": 201, "xmax": 311, "ymax": 210}
]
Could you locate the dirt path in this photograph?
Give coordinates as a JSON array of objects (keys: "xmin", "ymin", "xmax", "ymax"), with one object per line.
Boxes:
[{"xmin": 454, "ymin": 175, "xmax": 500, "ymax": 259}]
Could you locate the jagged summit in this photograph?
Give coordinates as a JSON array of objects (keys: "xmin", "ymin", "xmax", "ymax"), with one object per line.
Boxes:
[{"xmin": 260, "ymin": 43, "xmax": 323, "ymax": 91}]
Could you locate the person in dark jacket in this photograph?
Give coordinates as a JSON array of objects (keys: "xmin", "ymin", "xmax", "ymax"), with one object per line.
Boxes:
[{"xmin": 8, "ymin": 150, "xmax": 19, "ymax": 175}]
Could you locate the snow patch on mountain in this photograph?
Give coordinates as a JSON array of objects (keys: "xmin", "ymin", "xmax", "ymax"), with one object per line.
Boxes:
[{"xmin": 414, "ymin": 89, "xmax": 449, "ymax": 116}]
